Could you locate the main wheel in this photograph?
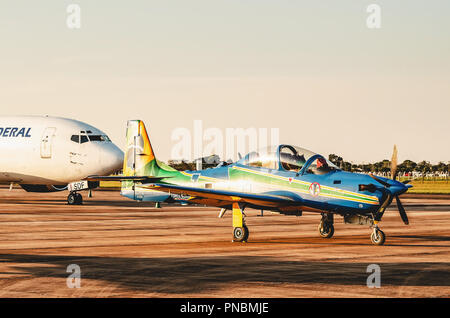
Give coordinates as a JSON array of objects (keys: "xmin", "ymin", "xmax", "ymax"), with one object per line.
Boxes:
[
  {"xmin": 233, "ymin": 225, "xmax": 249, "ymax": 242},
  {"xmin": 318, "ymin": 221, "xmax": 334, "ymax": 238},
  {"xmin": 242, "ymin": 224, "xmax": 249, "ymax": 241},
  {"xmin": 371, "ymin": 229, "xmax": 386, "ymax": 245}
]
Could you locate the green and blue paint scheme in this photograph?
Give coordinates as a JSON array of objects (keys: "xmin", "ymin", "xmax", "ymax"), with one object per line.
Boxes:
[
  {"xmin": 97, "ymin": 120, "xmax": 412, "ymax": 245},
  {"xmin": 120, "ymin": 120, "xmax": 410, "ymax": 217}
]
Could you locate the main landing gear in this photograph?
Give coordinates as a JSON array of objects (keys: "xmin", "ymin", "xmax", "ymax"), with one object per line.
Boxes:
[
  {"xmin": 227, "ymin": 204, "xmax": 387, "ymax": 245},
  {"xmin": 318, "ymin": 213, "xmax": 334, "ymax": 238},
  {"xmin": 233, "ymin": 225, "xmax": 249, "ymax": 242},
  {"xmin": 232, "ymin": 202, "xmax": 249, "ymax": 242},
  {"xmin": 67, "ymin": 192, "xmax": 83, "ymax": 205}
]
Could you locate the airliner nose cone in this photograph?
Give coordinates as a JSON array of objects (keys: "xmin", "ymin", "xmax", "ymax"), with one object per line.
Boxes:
[{"xmin": 102, "ymin": 144, "xmax": 124, "ymax": 174}]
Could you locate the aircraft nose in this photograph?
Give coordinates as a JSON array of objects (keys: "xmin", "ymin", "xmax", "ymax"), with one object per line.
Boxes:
[
  {"xmin": 101, "ymin": 143, "xmax": 124, "ymax": 174},
  {"xmin": 390, "ymin": 179, "xmax": 409, "ymax": 196}
]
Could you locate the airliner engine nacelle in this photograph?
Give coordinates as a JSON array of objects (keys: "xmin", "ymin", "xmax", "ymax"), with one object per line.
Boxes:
[
  {"xmin": 19, "ymin": 181, "xmax": 100, "ymax": 193},
  {"xmin": 20, "ymin": 184, "xmax": 68, "ymax": 193}
]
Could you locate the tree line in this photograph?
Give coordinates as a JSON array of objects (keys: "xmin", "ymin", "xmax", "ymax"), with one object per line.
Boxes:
[
  {"xmin": 328, "ymin": 154, "xmax": 449, "ymax": 176},
  {"xmin": 166, "ymin": 153, "xmax": 449, "ymax": 177}
]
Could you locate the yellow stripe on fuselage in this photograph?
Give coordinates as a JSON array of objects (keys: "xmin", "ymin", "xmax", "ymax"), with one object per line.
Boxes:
[
  {"xmin": 232, "ymin": 166, "xmax": 379, "ymax": 205},
  {"xmin": 177, "ymin": 166, "xmax": 379, "ymax": 205}
]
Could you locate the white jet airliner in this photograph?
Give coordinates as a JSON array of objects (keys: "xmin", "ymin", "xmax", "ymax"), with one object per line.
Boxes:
[{"xmin": 0, "ymin": 115, "xmax": 123, "ymax": 204}]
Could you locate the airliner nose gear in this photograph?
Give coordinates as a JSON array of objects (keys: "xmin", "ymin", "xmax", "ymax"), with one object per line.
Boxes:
[{"xmin": 67, "ymin": 192, "xmax": 82, "ymax": 205}]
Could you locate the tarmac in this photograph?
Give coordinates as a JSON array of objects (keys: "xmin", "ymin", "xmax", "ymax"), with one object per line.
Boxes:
[{"xmin": 0, "ymin": 187, "xmax": 449, "ymax": 298}]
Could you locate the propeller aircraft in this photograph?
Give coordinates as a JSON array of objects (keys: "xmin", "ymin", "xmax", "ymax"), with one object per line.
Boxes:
[{"xmin": 88, "ymin": 120, "xmax": 412, "ymax": 245}]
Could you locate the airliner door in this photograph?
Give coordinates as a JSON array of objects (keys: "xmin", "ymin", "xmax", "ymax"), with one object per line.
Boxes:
[{"xmin": 40, "ymin": 127, "xmax": 56, "ymax": 158}]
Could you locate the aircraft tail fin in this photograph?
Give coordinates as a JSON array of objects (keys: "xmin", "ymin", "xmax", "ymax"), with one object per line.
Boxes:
[
  {"xmin": 123, "ymin": 120, "xmax": 160, "ymax": 177},
  {"xmin": 121, "ymin": 120, "xmax": 181, "ymax": 198}
]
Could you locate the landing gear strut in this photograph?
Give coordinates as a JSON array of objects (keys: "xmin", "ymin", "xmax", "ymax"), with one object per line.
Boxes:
[
  {"xmin": 232, "ymin": 202, "xmax": 249, "ymax": 242},
  {"xmin": 369, "ymin": 191, "xmax": 391, "ymax": 245},
  {"xmin": 318, "ymin": 213, "xmax": 334, "ymax": 238},
  {"xmin": 67, "ymin": 192, "xmax": 83, "ymax": 205}
]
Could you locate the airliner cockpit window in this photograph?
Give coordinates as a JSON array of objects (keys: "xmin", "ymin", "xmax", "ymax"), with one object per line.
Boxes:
[
  {"xmin": 80, "ymin": 135, "xmax": 89, "ymax": 143},
  {"xmin": 70, "ymin": 135, "xmax": 88, "ymax": 143},
  {"xmin": 88, "ymin": 135, "xmax": 111, "ymax": 142},
  {"xmin": 72, "ymin": 134, "xmax": 111, "ymax": 143}
]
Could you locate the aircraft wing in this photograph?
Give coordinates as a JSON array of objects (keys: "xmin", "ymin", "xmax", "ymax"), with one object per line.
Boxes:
[
  {"xmin": 142, "ymin": 183, "xmax": 303, "ymax": 208},
  {"xmin": 85, "ymin": 175, "xmax": 169, "ymax": 183}
]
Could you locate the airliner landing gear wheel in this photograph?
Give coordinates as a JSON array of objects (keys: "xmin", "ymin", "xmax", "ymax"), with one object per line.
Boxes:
[
  {"xmin": 371, "ymin": 228, "xmax": 386, "ymax": 245},
  {"xmin": 67, "ymin": 192, "xmax": 76, "ymax": 205},
  {"xmin": 233, "ymin": 225, "xmax": 249, "ymax": 242},
  {"xmin": 75, "ymin": 193, "xmax": 83, "ymax": 205},
  {"xmin": 318, "ymin": 221, "xmax": 334, "ymax": 238},
  {"xmin": 68, "ymin": 192, "xmax": 83, "ymax": 205}
]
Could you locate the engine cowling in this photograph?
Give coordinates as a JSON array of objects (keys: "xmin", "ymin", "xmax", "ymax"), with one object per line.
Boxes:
[{"xmin": 19, "ymin": 184, "xmax": 68, "ymax": 193}]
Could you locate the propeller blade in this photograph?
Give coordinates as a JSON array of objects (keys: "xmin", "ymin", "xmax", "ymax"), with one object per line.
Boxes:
[
  {"xmin": 395, "ymin": 195, "xmax": 409, "ymax": 225},
  {"xmin": 402, "ymin": 180, "xmax": 412, "ymax": 184},
  {"xmin": 369, "ymin": 174, "xmax": 391, "ymax": 188},
  {"xmin": 391, "ymin": 145, "xmax": 398, "ymax": 180}
]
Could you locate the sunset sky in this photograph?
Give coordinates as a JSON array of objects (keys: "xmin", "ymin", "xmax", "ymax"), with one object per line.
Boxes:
[{"xmin": 1, "ymin": 1, "xmax": 449, "ymax": 163}]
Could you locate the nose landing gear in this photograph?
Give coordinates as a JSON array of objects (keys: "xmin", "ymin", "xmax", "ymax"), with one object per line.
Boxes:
[
  {"xmin": 370, "ymin": 223, "xmax": 386, "ymax": 245},
  {"xmin": 67, "ymin": 192, "xmax": 83, "ymax": 205},
  {"xmin": 368, "ymin": 191, "xmax": 392, "ymax": 245}
]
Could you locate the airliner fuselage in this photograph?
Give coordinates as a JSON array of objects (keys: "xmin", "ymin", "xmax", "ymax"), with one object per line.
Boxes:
[{"xmin": 0, "ymin": 116, "xmax": 123, "ymax": 190}]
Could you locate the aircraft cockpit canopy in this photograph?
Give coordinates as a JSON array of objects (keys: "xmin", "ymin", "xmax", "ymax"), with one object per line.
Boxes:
[{"xmin": 237, "ymin": 144, "xmax": 339, "ymax": 174}]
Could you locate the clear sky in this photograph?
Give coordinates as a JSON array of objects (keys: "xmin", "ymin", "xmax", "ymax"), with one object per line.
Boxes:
[{"xmin": 0, "ymin": 1, "xmax": 449, "ymax": 163}]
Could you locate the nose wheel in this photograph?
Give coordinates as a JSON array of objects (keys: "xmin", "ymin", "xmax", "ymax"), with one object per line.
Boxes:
[
  {"xmin": 371, "ymin": 227, "xmax": 386, "ymax": 245},
  {"xmin": 67, "ymin": 192, "xmax": 83, "ymax": 205}
]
